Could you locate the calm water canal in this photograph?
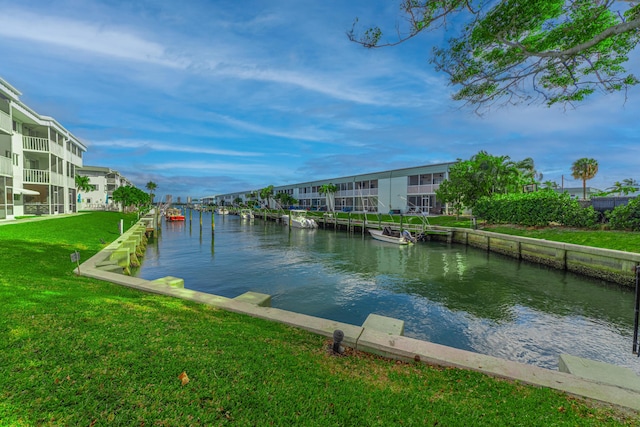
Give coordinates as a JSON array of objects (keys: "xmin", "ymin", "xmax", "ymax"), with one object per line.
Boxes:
[{"xmin": 135, "ymin": 212, "xmax": 640, "ymax": 374}]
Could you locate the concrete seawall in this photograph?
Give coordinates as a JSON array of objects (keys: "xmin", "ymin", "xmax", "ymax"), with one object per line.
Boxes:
[{"xmin": 424, "ymin": 227, "xmax": 640, "ymax": 287}]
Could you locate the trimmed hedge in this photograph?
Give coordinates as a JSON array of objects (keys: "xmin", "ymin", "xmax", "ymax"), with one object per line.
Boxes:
[{"xmin": 474, "ymin": 191, "xmax": 598, "ymax": 227}]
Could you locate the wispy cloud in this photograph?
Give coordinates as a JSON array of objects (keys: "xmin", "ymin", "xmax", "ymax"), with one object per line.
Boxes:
[
  {"xmin": 0, "ymin": 9, "xmax": 187, "ymax": 68},
  {"xmin": 90, "ymin": 139, "xmax": 263, "ymax": 157}
]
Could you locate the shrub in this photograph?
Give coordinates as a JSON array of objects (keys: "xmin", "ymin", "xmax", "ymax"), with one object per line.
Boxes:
[
  {"xmin": 474, "ymin": 191, "xmax": 598, "ymax": 227},
  {"xmin": 606, "ymin": 196, "xmax": 640, "ymax": 231}
]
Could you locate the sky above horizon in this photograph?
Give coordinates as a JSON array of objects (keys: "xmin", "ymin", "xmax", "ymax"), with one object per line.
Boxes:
[{"xmin": 1, "ymin": 0, "xmax": 639, "ymax": 200}]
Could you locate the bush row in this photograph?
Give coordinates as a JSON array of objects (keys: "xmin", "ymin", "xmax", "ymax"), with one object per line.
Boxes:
[{"xmin": 473, "ymin": 191, "xmax": 599, "ymax": 227}]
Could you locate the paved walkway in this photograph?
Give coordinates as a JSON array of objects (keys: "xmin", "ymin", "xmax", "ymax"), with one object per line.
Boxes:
[{"xmin": 0, "ymin": 213, "xmax": 85, "ymax": 226}]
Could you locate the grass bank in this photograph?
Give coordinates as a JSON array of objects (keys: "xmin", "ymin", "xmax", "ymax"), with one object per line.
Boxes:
[{"xmin": 1, "ymin": 212, "xmax": 638, "ymax": 425}]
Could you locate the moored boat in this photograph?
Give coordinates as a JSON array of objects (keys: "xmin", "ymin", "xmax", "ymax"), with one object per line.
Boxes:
[
  {"xmin": 282, "ymin": 209, "xmax": 318, "ymax": 228},
  {"xmin": 240, "ymin": 209, "xmax": 254, "ymax": 220},
  {"xmin": 368, "ymin": 227, "xmax": 415, "ymax": 245},
  {"xmin": 165, "ymin": 208, "xmax": 185, "ymax": 221}
]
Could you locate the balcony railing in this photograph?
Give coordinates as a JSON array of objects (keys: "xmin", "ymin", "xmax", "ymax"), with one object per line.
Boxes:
[
  {"xmin": 24, "ymin": 168, "xmax": 50, "ymax": 184},
  {"xmin": 0, "ymin": 110, "xmax": 11, "ymax": 135},
  {"xmin": 0, "ymin": 156, "xmax": 11, "ymax": 177},
  {"xmin": 23, "ymin": 136, "xmax": 49, "ymax": 152},
  {"xmin": 407, "ymin": 184, "xmax": 440, "ymax": 194},
  {"xmin": 334, "ymin": 188, "xmax": 379, "ymax": 197}
]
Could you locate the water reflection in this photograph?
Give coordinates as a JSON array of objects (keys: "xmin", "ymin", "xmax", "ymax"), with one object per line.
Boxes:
[{"xmin": 136, "ymin": 212, "xmax": 639, "ymax": 373}]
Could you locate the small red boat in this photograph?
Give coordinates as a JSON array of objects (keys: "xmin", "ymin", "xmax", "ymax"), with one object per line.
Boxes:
[{"xmin": 165, "ymin": 208, "xmax": 185, "ymax": 221}]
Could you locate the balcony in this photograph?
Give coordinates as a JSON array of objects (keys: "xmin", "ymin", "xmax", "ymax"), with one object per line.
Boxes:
[
  {"xmin": 0, "ymin": 110, "xmax": 10, "ymax": 135},
  {"xmin": 0, "ymin": 155, "xmax": 11, "ymax": 177},
  {"xmin": 335, "ymin": 188, "xmax": 379, "ymax": 197},
  {"xmin": 24, "ymin": 168, "xmax": 50, "ymax": 184},
  {"xmin": 23, "ymin": 136, "xmax": 49, "ymax": 152},
  {"xmin": 407, "ymin": 184, "xmax": 440, "ymax": 194}
]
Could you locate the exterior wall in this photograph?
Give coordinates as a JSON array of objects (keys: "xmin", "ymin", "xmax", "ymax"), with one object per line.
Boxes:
[{"xmin": 0, "ymin": 77, "xmax": 87, "ymax": 220}]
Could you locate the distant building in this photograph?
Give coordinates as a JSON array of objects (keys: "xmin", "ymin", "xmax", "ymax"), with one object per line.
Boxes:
[
  {"xmin": 212, "ymin": 162, "xmax": 456, "ymax": 214},
  {"xmin": 556, "ymin": 187, "xmax": 602, "ymax": 200},
  {"xmin": 0, "ymin": 77, "xmax": 87, "ymax": 220},
  {"xmin": 76, "ymin": 165, "xmax": 132, "ymax": 211}
]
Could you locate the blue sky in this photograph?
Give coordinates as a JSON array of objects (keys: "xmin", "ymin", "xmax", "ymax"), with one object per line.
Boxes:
[{"xmin": 1, "ymin": 0, "xmax": 638, "ymax": 200}]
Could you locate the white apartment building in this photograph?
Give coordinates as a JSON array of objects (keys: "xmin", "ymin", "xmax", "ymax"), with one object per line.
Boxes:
[
  {"xmin": 208, "ymin": 162, "xmax": 455, "ymax": 214},
  {"xmin": 76, "ymin": 165, "xmax": 132, "ymax": 211},
  {"xmin": 0, "ymin": 77, "xmax": 87, "ymax": 220}
]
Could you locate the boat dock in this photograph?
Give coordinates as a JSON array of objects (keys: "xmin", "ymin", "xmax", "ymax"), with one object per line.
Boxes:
[{"xmin": 251, "ymin": 210, "xmax": 453, "ymax": 243}]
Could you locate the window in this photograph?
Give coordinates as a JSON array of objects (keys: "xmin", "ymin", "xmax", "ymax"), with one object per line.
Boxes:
[
  {"xmin": 420, "ymin": 174, "xmax": 432, "ymax": 185},
  {"xmin": 408, "ymin": 175, "xmax": 419, "ymax": 186}
]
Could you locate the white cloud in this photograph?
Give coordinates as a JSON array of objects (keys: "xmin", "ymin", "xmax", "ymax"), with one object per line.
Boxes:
[
  {"xmin": 0, "ymin": 9, "xmax": 187, "ymax": 68},
  {"xmin": 90, "ymin": 139, "xmax": 263, "ymax": 157}
]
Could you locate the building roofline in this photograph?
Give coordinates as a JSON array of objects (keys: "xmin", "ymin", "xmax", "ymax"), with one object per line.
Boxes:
[
  {"xmin": 1, "ymin": 77, "xmax": 88, "ymax": 152},
  {"xmin": 0, "ymin": 77, "xmax": 22, "ymax": 100}
]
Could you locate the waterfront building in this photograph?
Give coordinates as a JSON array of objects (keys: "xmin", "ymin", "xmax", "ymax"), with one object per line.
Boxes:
[
  {"xmin": 0, "ymin": 77, "xmax": 87, "ymax": 220},
  {"xmin": 77, "ymin": 165, "xmax": 132, "ymax": 211},
  {"xmin": 209, "ymin": 162, "xmax": 456, "ymax": 214}
]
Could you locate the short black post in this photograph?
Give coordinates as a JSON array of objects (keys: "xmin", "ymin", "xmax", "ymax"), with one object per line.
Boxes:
[{"xmin": 332, "ymin": 329, "xmax": 344, "ymax": 354}]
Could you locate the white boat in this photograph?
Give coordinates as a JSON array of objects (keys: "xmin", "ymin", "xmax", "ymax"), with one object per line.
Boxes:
[
  {"xmin": 215, "ymin": 207, "xmax": 229, "ymax": 215},
  {"xmin": 282, "ymin": 209, "xmax": 318, "ymax": 228},
  {"xmin": 368, "ymin": 227, "xmax": 416, "ymax": 245},
  {"xmin": 240, "ymin": 209, "xmax": 254, "ymax": 220}
]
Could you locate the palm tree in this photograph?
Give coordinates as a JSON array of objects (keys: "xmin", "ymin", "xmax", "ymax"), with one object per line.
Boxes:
[
  {"xmin": 75, "ymin": 175, "xmax": 92, "ymax": 203},
  {"xmin": 607, "ymin": 178, "xmax": 639, "ymax": 196},
  {"xmin": 318, "ymin": 183, "xmax": 338, "ymax": 212},
  {"xmin": 145, "ymin": 181, "xmax": 157, "ymax": 204},
  {"xmin": 259, "ymin": 185, "xmax": 274, "ymax": 209},
  {"xmin": 515, "ymin": 157, "xmax": 543, "ymax": 188},
  {"xmin": 622, "ymin": 178, "xmax": 639, "ymax": 195},
  {"xmin": 571, "ymin": 158, "xmax": 599, "ymax": 200}
]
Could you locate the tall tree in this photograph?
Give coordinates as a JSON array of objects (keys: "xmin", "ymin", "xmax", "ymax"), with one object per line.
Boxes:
[
  {"xmin": 318, "ymin": 183, "xmax": 338, "ymax": 212},
  {"xmin": 274, "ymin": 192, "xmax": 298, "ymax": 209},
  {"xmin": 436, "ymin": 150, "xmax": 528, "ymax": 215},
  {"xmin": 606, "ymin": 178, "xmax": 639, "ymax": 196},
  {"xmin": 571, "ymin": 158, "xmax": 599, "ymax": 200},
  {"xmin": 112, "ymin": 185, "xmax": 150, "ymax": 212},
  {"xmin": 145, "ymin": 181, "xmax": 157, "ymax": 203},
  {"xmin": 349, "ymin": 1, "xmax": 640, "ymax": 110},
  {"xmin": 259, "ymin": 185, "xmax": 274, "ymax": 209}
]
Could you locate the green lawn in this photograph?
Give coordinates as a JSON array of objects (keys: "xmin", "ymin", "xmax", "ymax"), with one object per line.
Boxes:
[{"xmin": 0, "ymin": 212, "xmax": 638, "ymax": 425}]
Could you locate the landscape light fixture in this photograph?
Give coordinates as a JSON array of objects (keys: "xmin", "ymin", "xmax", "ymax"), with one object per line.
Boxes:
[{"xmin": 332, "ymin": 329, "xmax": 344, "ymax": 354}]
